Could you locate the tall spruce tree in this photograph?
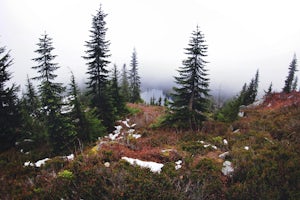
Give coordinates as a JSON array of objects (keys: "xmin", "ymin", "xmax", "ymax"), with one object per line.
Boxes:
[
  {"xmin": 68, "ymin": 73, "xmax": 105, "ymax": 142},
  {"xmin": 242, "ymin": 69, "xmax": 259, "ymax": 105},
  {"xmin": 292, "ymin": 76, "xmax": 298, "ymax": 91},
  {"xmin": 170, "ymin": 26, "xmax": 210, "ymax": 131},
  {"xmin": 32, "ymin": 33, "xmax": 75, "ymax": 153},
  {"xmin": 129, "ymin": 48, "xmax": 141, "ymax": 103},
  {"xmin": 84, "ymin": 5, "xmax": 115, "ymax": 129},
  {"xmin": 110, "ymin": 64, "xmax": 126, "ymax": 116},
  {"xmin": 23, "ymin": 75, "xmax": 40, "ymax": 116},
  {"xmin": 20, "ymin": 75, "xmax": 45, "ymax": 141},
  {"xmin": 0, "ymin": 45, "xmax": 21, "ymax": 150},
  {"xmin": 120, "ymin": 64, "xmax": 130, "ymax": 102},
  {"xmin": 283, "ymin": 54, "xmax": 298, "ymax": 93}
]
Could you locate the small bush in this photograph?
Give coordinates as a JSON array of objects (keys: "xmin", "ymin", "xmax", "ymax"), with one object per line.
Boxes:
[
  {"xmin": 181, "ymin": 141, "xmax": 205, "ymax": 155},
  {"xmin": 58, "ymin": 170, "xmax": 74, "ymax": 180}
]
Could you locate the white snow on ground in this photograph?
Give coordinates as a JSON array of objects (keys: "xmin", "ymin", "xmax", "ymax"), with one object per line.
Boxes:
[
  {"xmin": 223, "ymin": 139, "xmax": 228, "ymax": 145},
  {"xmin": 64, "ymin": 153, "xmax": 74, "ymax": 161},
  {"xmin": 107, "ymin": 125, "xmax": 124, "ymax": 140},
  {"xmin": 198, "ymin": 140, "xmax": 218, "ymax": 150},
  {"xmin": 114, "ymin": 125, "xmax": 123, "ymax": 134},
  {"xmin": 219, "ymin": 151, "xmax": 230, "ymax": 159},
  {"xmin": 211, "ymin": 145, "xmax": 218, "ymax": 150},
  {"xmin": 24, "ymin": 161, "xmax": 34, "ymax": 167},
  {"xmin": 203, "ymin": 142, "xmax": 218, "ymax": 150},
  {"xmin": 175, "ymin": 160, "xmax": 182, "ymax": 170},
  {"xmin": 25, "ymin": 154, "xmax": 74, "ymax": 167},
  {"xmin": 122, "ymin": 157, "xmax": 164, "ymax": 173},
  {"xmin": 107, "ymin": 132, "xmax": 120, "ymax": 140},
  {"xmin": 222, "ymin": 161, "xmax": 234, "ymax": 176},
  {"xmin": 122, "ymin": 119, "xmax": 131, "ymax": 128},
  {"xmin": 35, "ymin": 158, "xmax": 50, "ymax": 167},
  {"xmin": 127, "ymin": 129, "xmax": 135, "ymax": 134},
  {"xmin": 238, "ymin": 111, "xmax": 244, "ymax": 117},
  {"xmin": 130, "ymin": 134, "xmax": 142, "ymax": 139}
]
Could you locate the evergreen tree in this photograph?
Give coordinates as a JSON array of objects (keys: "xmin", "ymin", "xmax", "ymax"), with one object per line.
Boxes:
[
  {"xmin": 158, "ymin": 96, "xmax": 162, "ymax": 106},
  {"xmin": 120, "ymin": 64, "xmax": 130, "ymax": 102},
  {"xmin": 170, "ymin": 26, "xmax": 210, "ymax": 131},
  {"xmin": 0, "ymin": 45, "xmax": 21, "ymax": 150},
  {"xmin": 110, "ymin": 64, "xmax": 126, "ymax": 116},
  {"xmin": 292, "ymin": 76, "xmax": 298, "ymax": 91},
  {"xmin": 264, "ymin": 82, "xmax": 273, "ymax": 96},
  {"xmin": 20, "ymin": 76, "xmax": 45, "ymax": 141},
  {"xmin": 32, "ymin": 33, "xmax": 75, "ymax": 153},
  {"xmin": 68, "ymin": 73, "xmax": 105, "ymax": 142},
  {"xmin": 23, "ymin": 75, "xmax": 40, "ymax": 116},
  {"xmin": 283, "ymin": 54, "xmax": 298, "ymax": 93},
  {"xmin": 84, "ymin": 4, "xmax": 115, "ymax": 129},
  {"xmin": 242, "ymin": 69, "xmax": 259, "ymax": 105},
  {"xmin": 129, "ymin": 48, "xmax": 141, "ymax": 103}
]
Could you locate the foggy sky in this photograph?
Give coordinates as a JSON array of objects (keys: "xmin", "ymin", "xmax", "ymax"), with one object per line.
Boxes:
[{"xmin": 1, "ymin": 0, "xmax": 300, "ymax": 97}]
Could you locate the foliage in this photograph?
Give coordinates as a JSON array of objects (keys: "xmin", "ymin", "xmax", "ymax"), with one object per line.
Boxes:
[
  {"xmin": 120, "ymin": 64, "xmax": 130, "ymax": 102},
  {"xmin": 58, "ymin": 170, "xmax": 74, "ymax": 180},
  {"xmin": 215, "ymin": 70, "xmax": 259, "ymax": 123},
  {"xmin": 83, "ymin": 4, "xmax": 115, "ymax": 129},
  {"xmin": 0, "ymin": 45, "xmax": 21, "ymax": 151},
  {"xmin": 242, "ymin": 69, "xmax": 259, "ymax": 106},
  {"xmin": 169, "ymin": 26, "xmax": 210, "ymax": 131},
  {"xmin": 215, "ymin": 96, "xmax": 241, "ymax": 122},
  {"xmin": 31, "ymin": 33, "xmax": 76, "ymax": 153},
  {"xmin": 109, "ymin": 64, "xmax": 127, "ymax": 116},
  {"xmin": 283, "ymin": 54, "xmax": 298, "ymax": 93},
  {"xmin": 129, "ymin": 48, "xmax": 142, "ymax": 103}
]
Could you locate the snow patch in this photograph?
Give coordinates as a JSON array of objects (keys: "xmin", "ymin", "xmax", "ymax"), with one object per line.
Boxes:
[
  {"xmin": 223, "ymin": 139, "xmax": 228, "ymax": 145},
  {"xmin": 24, "ymin": 161, "xmax": 34, "ymax": 167},
  {"xmin": 219, "ymin": 151, "xmax": 230, "ymax": 159},
  {"xmin": 222, "ymin": 161, "xmax": 234, "ymax": 176},
  {"xmin": 238, "ymin": 111, "xmax": 244, "ymax": 117},
  {"xmin": 35, "ymin": 158, "xmax": 50, "ymax": 167},
  {"xmin": 127, "ymin": 129, "xmax": 135, "ymax": 134},
  {"xmin": 64, "ymin": 154, "xmax": 74, "ymax": 161},
  {"xmin": 175, "ymin": 160, "xmax": 182, "ymax": 170},
  {"xmin": 130, "ymin": 133, "xmax": 142, "ymax": 139},
  {"xmin": 114, "ymin": 125, "xmax": 123, "ymax": 134},
  {"xmin": 211, "ymin": 145, "xmax": 218, "ymax": 150},
  {"xmin": 122, "ymin": 119, "xmax": 131, "ymax": 128},
  {"xmin": 233, "ymin": 129, "xmax": 240, "ymax": 133},
  {"xmin": 122, "ymin": 157, "xmax": 164, "ymax": 174}
]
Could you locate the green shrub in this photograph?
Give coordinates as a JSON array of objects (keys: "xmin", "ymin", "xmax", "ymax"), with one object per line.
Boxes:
[
  {"xmin": 181, "ymin": 141, "xmax": 205, "ymax": 155},
  {"xmin": 58, "ymin": 170, "xmax": 74, "ymax": 180},
  {"xmin": 127, "ymin": 106, "xmax": 141, "ymax": 115}
]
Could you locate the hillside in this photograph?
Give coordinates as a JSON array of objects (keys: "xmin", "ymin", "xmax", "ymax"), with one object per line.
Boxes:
[{"xmin": 1, "ymin": 93, "xmax": 300, "ymax": 199}]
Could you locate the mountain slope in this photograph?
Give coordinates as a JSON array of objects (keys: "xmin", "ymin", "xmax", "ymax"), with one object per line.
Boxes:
[{"xmin": 1, "ymin": 93, "xmax": 300, "ymax": 199}]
